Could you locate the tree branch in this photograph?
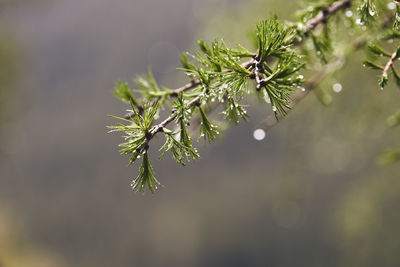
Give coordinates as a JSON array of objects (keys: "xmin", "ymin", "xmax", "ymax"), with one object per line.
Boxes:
[{"xmin": 129, "ymin": 0, "xmax": 358, "ymax": 154}]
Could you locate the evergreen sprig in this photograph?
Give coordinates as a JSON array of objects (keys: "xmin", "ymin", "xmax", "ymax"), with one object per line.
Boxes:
[
  {"xmin": 131, "ymin": 152, "xmax": 161, "ymax": 194},
  {"xmin": 160, "ymin": 128, "xmax": 199, "ymax": 166},
  {"xmin": 108, "ymin": 102, "xmax": 158, "ymax": 165},
  {"xmin": 109, "ymin": 0, "xmax": 400, "ymax": 193},
  {"xmin": 198, "ymin": 106, "xmax": 219, "ymax": 143}
]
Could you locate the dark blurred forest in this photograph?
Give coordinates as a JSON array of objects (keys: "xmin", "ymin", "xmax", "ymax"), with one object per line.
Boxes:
[{"xmin": 0, "ymin": 0, "xmax": 400, "ymax": 266}]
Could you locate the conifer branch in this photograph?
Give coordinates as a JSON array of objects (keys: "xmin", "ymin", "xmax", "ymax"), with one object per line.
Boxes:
[
  {"xmin": 257, "ymin": 9, "xmax": 396, "ymax": 132},
  {"xmin": 109, "ymin": 0, "xmax": 396, "ymax": 193}
]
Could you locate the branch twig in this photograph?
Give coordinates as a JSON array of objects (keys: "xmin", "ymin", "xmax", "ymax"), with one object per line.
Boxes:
[{"xmin": 305, "ymin": 0, "xmax": 353, "ymax": 32}]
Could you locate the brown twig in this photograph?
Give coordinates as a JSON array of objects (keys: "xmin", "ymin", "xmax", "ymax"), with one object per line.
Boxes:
[
  {"xmin": 382, "ymin": 51, "xmax": 397, "ymax": 78},
  {"xmin": 305, "ymin": 0, "xmax": 353, "ymax": 32}
]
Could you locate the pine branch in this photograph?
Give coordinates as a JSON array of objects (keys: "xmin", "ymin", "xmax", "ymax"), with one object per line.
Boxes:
[
  {"xmin": 109, "ymin": 0, "xmax": 388, "ymax": 193},
  {"xmin": 257, "ymin": 10, "xmax": 396, "ymax": 133}
]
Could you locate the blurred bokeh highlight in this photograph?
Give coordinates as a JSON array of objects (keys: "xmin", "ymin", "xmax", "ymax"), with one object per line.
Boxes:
[{"xmin": 0, "ymin": 0, "xmax": 400, "ymax": 266}]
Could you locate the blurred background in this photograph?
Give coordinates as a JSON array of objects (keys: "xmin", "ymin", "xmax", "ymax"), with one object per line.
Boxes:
[{"xmin": 1, "ymin": 0, "xmax": 400, "ymax": 266}]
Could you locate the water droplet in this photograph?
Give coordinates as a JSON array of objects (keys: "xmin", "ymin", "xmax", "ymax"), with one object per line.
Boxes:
[
  {"xmin": 345, "ymin": 10, "xmax": 353, "ymax": 17},
  {"xmin": 253, "ymin": 129, "xmax": 266, "ymax": 141},
  {"xmin": 137, "ymin": 155, "xmax": 141, "ymax": 159},
  {"xmin": 272, "ymin": 106, "xmax": 277, "ymax": 112},
  {"xmin": 300, "ymin": 87, "xmax": 306, "ymax": 92},
  {"xmin": 369, "ymin": 10, "xmax": 376, "ymax": 16},
  {"xmin": 332, "ymin": 83, "xmax": 343, "ymax": 93},
  {"xmin": 297, "ymin": 74, "xmax": 304, "ymax": 79},
  {"xmin": 388, "ymin": 2, "xmax": 396, "ymax": 10},
  {"xmin": 356, "ymin": 18, "xmax": 362, "ymax": 25},
  {"xmin": 211, "ymin": 98, "xmax": 215, "ymax": 102},
  {"xmin": 297, "ymin": 23, "xmax": 305, "ymax": 31}
]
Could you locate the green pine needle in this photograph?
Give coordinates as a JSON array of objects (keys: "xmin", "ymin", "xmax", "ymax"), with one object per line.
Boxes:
[
  {"xmin": 160, "ymin": 129, "xmax": 199, "ymax": 166},
  {"xmin": 131, "ymin": 153, "xmax": 161, "ymax": 194},
  {"xmin": 199, "ymin": 106, "xmax": 219, "ymax": 143}
]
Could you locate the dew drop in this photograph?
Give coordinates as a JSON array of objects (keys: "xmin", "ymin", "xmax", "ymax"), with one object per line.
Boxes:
[
  {"xmin": 253, "ymin": 129, "xmax": 266, "ymax": 141},
  {"xmin": 297, "ymin": 23, "xmax": 305, "ymax": 31},
  {"xmin": 345, "ymin": 10, "xmax": 353, "ymax": 17},
  {"xmin": 369, "ymin": 10, "xmax": 376, "ymax": 16},
  {"xmin": 388, "ymin": 2, "xmax": 396, "ymax": 10},
  {"xmin": 272, "ymin": 106, "xmax": 277, "ymax": 112},
  {"xmin": 356, "ymin": 18, "xmax": 362, "ymax": 25},
  {"xmin": 297, "ymin": 74, "xmax": 304, "ymax": 79},
  {"xmin": 332, "ymin": 83, "xmax": 343, "ymax": 93}
]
